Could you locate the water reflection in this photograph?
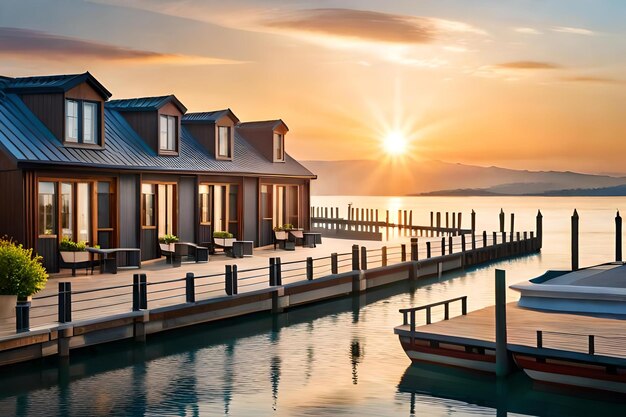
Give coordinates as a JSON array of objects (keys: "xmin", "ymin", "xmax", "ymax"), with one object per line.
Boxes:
[{"xmin": 350, "ymin": 339, "xmax": 364, "ymax": 385}]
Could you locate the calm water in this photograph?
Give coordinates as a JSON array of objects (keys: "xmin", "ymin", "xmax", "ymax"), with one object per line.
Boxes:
[{"xmin": 2, "ymin": 197, "xmax": 626, "ymax": 416}]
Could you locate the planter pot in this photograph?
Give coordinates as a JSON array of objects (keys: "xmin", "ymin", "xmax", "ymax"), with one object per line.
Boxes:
[
  {"xmin": 159, "ymin": 243, "xmax": 175, "ymax": 253},
  {"xmin": 0, "ymin": 294, "xmax": 17, "ymax": 320},
  {"xmin": 214, "ymin": 238, "xmax": 236, "ymax": 248},
  {"xmin": 274, "ymin": 231, "xmax": 288, "ymax": 241},
  {"xmin": 60, "ymin": 251, "xmax": 90, "ymax": 263}
]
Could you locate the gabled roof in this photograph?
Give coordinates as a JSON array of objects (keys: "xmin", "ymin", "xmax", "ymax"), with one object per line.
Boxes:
[
  {"xmin": 0, "ymin": 93, "xmax": 315, "ymax": 179},
  {"xmin": 2, "ymin": 72, "xmax": 112, "ymax": 99},
  {"xmin": 182, "ymin": 108, "xmax": 239, "ymax": 124},
  {"xmin": 238, "ymin": 119, "xmax": 289, "ymax": 131},
  {"xmin": 106, "ymin": 94, "xmax": 187, "ymax": 114}
]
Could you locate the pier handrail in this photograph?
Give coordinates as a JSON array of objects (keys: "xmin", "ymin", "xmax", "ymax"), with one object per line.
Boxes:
[{"xmin": 399, "ymin": 296, "xmax": 468, "ymax": 337}]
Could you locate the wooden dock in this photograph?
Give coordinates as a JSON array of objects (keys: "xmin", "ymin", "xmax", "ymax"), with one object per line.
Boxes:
[{"xmin": 396, "ymin": 303, "xmax": 626, "ymax": 359}]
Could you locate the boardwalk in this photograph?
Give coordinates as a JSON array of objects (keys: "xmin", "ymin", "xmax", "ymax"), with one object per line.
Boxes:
[{"xmin": 396, "ymin": 303, "xmax": 626, "ymax": 359}]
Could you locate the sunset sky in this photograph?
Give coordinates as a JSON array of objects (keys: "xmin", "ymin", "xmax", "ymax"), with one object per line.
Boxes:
[{"xmin": 0, "ymin": 0, "xmax": 624, "ymax": 174}]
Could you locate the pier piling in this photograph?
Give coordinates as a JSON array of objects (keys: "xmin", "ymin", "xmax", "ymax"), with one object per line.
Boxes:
[
  {"xmin": 471, "ymin": 210, "xmax": 476, "ymax": 233},
  {"xmin": 499, "ymin": 209, "xmax": 505, "ymax": 233},
  {"xmin": 495, "ymin": 269, "xmax": 512, "ymax": 377},
  {"xmin": 536, "ymin": 210, "xmax": 543, "ymax": 248},
  {"xmin": 572, "ymin": 209, "xmax": 579, "ymax": 271},
  {"xmin": 616, "ymin": 211, "xmax": 622, "ymax": 262}
]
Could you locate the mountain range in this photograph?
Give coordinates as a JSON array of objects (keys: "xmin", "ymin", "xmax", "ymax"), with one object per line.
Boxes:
[{"xmin": 302, "ymin": 160, "xmax": 626, "ymax": 196}]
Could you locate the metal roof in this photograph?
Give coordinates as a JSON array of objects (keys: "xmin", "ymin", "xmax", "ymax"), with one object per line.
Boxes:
[
  {"xmin": 238, "ymin": 119, "xmax": 289, "ymax": 131},
  {"xmin": 2, "ymin": 72, "xmax": 112, "ymax": 99},
  {"xmin": 106, "ymin": 95, "xmax": 187, "ymax": 114},
  {"xmin": 183, "ymin": 108, "xmax": 239, "ymax": 124},
  {"xmin": 0, "ymin": 93, "xmax": 315, "ymax": 178}
]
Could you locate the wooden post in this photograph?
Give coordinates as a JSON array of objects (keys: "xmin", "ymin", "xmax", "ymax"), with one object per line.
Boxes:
[
  {"xmin": 404, "ymin": 210, "xmax": 408, "ymax": 229},
  {"xmin": 306, "ymin": 257, "xmax": 313, "ymax": 280},
  {"xmin": 572, "ymin": 209, "xmax": 579, "ymax": 271},
  {"xmin": 430, "ymin": 211, "xmax": 434, "ymax": 235},
  {"xmin": 410, "ymin": 237, "xmax": 418, "ymax": 261},
  {"xmin": 426, "ymin": 241, "xmax": 431, "ymax": 258},
  {"xmin": 448, "ymin": 236, "xmax": 453, "ymax": 254},
  {"xmin": 436, "ymin": 212, "xmax": 441, "ymax": 236},
  {"xmin": 510, "ymin": 213, "xmax": 515, "ymax": 241},
  {"xmin": 452, "ymin": 212, "xmax": 456, "ymax": 229},
  {"xmin": 458, "ymin": 212, "xmax": 462, "ymax": 231},
  {"xmin": 352, "ymin": 244, "xmax": 360, "ymax": 271},
  {"xmin": 493, "ymin": 231, "xmax": 497, "ymax": 245},
  {"xmin": 471, "ymin": 233, "xmax": 476, "ymax": 250},
  {"xmin": 331, "ymin": 253, "xmax": 338, "ymax": 274},
  {"xmin": 401, "ymin": 244, "xmax": 407, "ymax": 262},
  {"xmin": 536, "ymin": 210, "xmax": 543, "ymax": 249},
  {"xmin": 445, "ymin": 212, "xmax": 449, "ymax": 229},
  {"xmin": 471, "ymin": 210, "xmax": 476, "ymax": 233},
  {"xmin": 483, "ymin": 231, "xmax": 487, "ymax": 247},
  {"xmin": 409, "ymin": 210, "xmax": 413, "ymax": 228},
  {"xmin": 382, "ymin": 246, "xmax": 387, "ymax": 266},
  {"xmin": 616, "ymin": 211, "xmax": 622, "ymax": 262},
  {"xmin": 441, "ymin": 237, "xmax": 445, "ymax": 256},
  {"xmin": 186, "ymin": 272, "xmax": 195, "ymax": 303},
  {"xmin": 385, "ymin": 210, "xmax": 389, "ymax": 226},
  {"xmin": 461, "ymin": 234, "xmax": 466, "ymax": 253},
  {"xmin": 499, "ymin": 209, "xmax": 505, "ymax": 233},
  {"xmin": 360, "ymin": 246, "xmax": 368, "ymax": 270},
  {"xmin": 495, "ymin": 269, "xmax": 512, "ymax": 376}
]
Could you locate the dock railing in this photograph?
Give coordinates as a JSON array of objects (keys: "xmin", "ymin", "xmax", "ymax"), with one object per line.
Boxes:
[
  {"xmin": 399, "ymin": 296, "xmax": 468, "ymax": 343},
  {"xmin": 536, "ymin": 330, "xmax": 626, "ymax": 359}
]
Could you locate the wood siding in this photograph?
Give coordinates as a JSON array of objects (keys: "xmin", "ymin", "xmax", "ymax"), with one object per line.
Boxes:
[
  {"xmin": 0, "ymin": 170, "xmax": 25, "ymax": 243},
  {"xmin": 178, "ymin": 176, "xmax": 196, "ymax": 242},
  {"xmin": 243, "ymin": 177, "xmax": 258, "ymax": 245},
  {"xmin": 20, "ymin": 93, "xmax": 64, "ymax": 141},
  {"xmin": 120, "ymin": 111, "xmax": 158, "ymax": 152},
  {"xmin": 118, "ymin": 174, "xmax": 139, "ymax": 249}
]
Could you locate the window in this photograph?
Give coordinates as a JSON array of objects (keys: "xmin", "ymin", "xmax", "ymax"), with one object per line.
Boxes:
[
  {"xmin": 83, "ymin": 102, "xmax": 97, "ymax": 144},
  {"xmin": 66, "ymin": 101, "xmax": 79, "ymax": 143},
  {"xmin": 142, "ymin": 184, "xmax": 156, "ymax": 227},
  {"xmin": 65, "ymin": 99, "xmax": 100, "ymax": 145},
  {"xmin": 159, "ymin": 115, "xmax": 177, "ymax": 152},
  {"xmin": 217, "ymin": 126, "xmax": 231, "ymax": 158},
  {"xmin": 97, "ymin": 182, "xmax": 115, "ymax": 249},
  {"xmin": 61, "ymin": 183, "xmax": 72, "ymax": 239},
  {"xmin": 157, "ymin": 184, "xmax": 175, "ymax": 236},
  {"xmin": 38, "ymin": 182, "xmax": 57, "ymax": 236},
  {"xmin": 199, "ymin": 185, "xmax": 211, "ymax": 224},
  {"xmin": 273, "ymin": 133, "xmax": 284, "ymax": 161}
]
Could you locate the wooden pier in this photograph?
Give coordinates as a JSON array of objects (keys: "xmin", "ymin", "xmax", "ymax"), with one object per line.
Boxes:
[
  {"xmin": 0, "ymin": 229, "xmax": 540, "ymax": 368},
  {"xmin": 310, "ymin": 206, "xmax": 475, "ymax": 240}
]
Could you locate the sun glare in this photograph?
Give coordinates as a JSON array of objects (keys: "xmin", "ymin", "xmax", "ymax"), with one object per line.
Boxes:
[{"xmin": 382, "ymin": 131, "xmax": 408, "ymax": 155}]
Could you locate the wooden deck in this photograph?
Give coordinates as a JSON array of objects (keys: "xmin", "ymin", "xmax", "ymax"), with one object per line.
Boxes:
[{"xmin": 396, "ymin": 303, "xmax": 626, "ymax": 359}]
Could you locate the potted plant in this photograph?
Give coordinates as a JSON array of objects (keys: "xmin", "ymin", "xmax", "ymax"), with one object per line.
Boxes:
[
  {"xmin": 59, "ymin": 237, "xmax": 91, "ymax": 276},
  {"xmin": 213, "ymin": 231, "xmax": 235, "ymax": 248},
  {"xmin": 159, "ymin": 234, "xmax": 179, "ymax": 254},
  {"xmin": 0, "ymin": 238, "xmax": 48, "ymax": 331}
]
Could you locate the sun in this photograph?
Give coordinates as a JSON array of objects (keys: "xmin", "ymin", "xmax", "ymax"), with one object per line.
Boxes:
[{"xmin": 382, "ymin": 131, "xmax": 408, "ymax": 156}]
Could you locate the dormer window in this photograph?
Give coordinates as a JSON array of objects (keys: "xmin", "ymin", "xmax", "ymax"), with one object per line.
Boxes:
[
  {"xmin": 159, "ymin": 115, "xmax": 177, "ymax": 153},
  {"xmin": 65, "ymin": 99, "xmax": 99, "ymax": 145},
  {"xmin": 217, "ymin": 126, "xmax": 232, "ymax": 159},
  {"xmin": 273, "ymin": 133, "xmax": 285, "ymax": 162}
]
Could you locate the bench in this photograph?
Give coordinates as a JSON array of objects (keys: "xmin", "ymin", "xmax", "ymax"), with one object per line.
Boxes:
[
  {"xmin": 229, "ymin": 241, "xmax": 254, "ymax": 258},
  {"xmin": 171, "ymin": 242, "xmax": 209, "ymax": 267},
  {"xmin": 303, "ymin": 232, "xmax": 322, "ymax": 248},
  {"xmin": 87, "ymin": 247, "xmax": 141, "ymax": 274}
]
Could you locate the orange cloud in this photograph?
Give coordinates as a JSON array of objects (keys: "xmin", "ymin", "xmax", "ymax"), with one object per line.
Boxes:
[
  {"xmin": 261, "ymin": 8, "xmax": 486, "ymax": 45},
  {"xmin": 0, "ymin": 27, "xmax": 244, "ymax": 65},
  {"xmin": 494, "ymin": 61, "xmax": 561, "ymax": 69}
]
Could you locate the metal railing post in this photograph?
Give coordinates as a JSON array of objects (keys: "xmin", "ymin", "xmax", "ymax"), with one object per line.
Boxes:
[
  {"xmin": 306, "ymin": 257, "xmax": 314, "ymax": 280},
  {"xmin": 133, "ymin": 274, "xmax": 140, "ymax": 311},
  {"xmin": 232, "ymin": 265, "xmax": 238, "ymax": 295},
  {"xmin": 331, "ymin": 253, "xmax": 338, "ymax": 274},
  {"xmin": 269, "ymin": 258, "xmax": 276, "ymax": 286},
  {"xmin": 276, "ymin": 257, "xmax": 282, "ymax": 286},
  {"xmin": 57, "ymin": 282, "xmax": 72, "ymax": 323},
  {"xmin": 186, "ymin": 272, "xmax": 195, "ymax": 303},
  {"xmin": 140, "ymin": 274, "xmax": 147, "ymax": 310},
  {"xmin": 225, "ymin": 265, "xmax": 233, "ymax": 295}
]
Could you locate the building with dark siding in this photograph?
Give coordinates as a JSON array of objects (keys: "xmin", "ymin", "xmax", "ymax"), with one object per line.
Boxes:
[{"xmin": 0, "ymin": 72, "xmax": 315, "ymax": 273}]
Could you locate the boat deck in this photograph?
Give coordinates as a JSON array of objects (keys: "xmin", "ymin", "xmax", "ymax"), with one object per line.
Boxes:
[{"xmin": 395, "ymin": 303, "xmax": 626, "ymax": 359}]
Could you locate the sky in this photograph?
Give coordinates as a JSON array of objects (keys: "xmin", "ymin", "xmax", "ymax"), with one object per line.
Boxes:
[{"xmin": 0, "ymin": 0, "xmax": 625, "ymax": 174}]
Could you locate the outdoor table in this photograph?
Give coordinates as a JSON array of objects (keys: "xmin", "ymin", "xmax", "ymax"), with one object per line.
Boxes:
[{"xmin": 87, "ymin": 247, "xmax": 141, "ymax": 274}]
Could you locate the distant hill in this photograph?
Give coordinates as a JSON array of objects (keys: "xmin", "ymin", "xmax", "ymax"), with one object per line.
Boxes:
[{"xmin": 302, "ymin": 160, "xmax": 626, "ymax": 196}]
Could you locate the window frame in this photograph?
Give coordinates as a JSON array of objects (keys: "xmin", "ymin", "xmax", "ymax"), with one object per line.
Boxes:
[
  {"xmin": 159, "ymin": 114, "xmax": 178, "ymax": 155},
  {"xmin": 273, "ymin": 132, "xmax": 285, "ymax": 162},
  {"xmin": 64, "ymin": 99, "xmax": 101, "ymax": 146},
  {"xmin": 216, "ymin": 125, "xmax": 233, "ymax": 160}
]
